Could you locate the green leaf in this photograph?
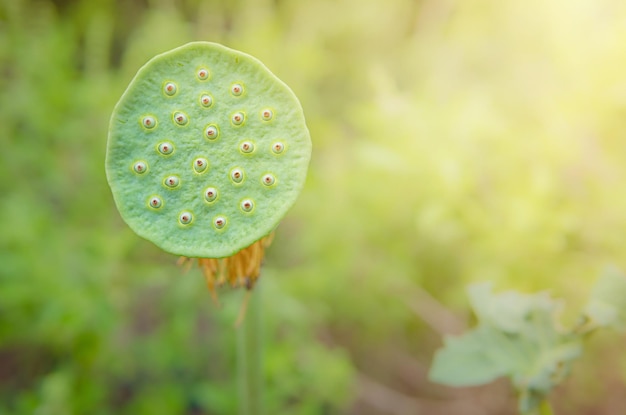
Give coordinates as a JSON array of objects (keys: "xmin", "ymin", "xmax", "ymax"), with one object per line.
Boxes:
[
  {"xmin": 584, "ymin": 267, "xmax": 626, "ymax": 330},
  {"xmin": 429, "ymin": 283, "xmax": 583, "ymax": 413},
  {"xmin": 429, "ymin": 325, "xmax": 510, "ymax": 386},
  {"xmin": 468, "ymin": 282, "xmax": 559, "ymax": 335}
]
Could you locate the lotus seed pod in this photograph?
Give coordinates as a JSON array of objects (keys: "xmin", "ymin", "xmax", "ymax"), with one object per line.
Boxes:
[{"xmin": 106, "ymin": 41, "xmax": 311, "ymax": 299}]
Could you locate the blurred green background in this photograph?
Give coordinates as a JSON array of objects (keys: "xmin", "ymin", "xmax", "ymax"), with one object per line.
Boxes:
[{"xmin": 2, "ymin": 0, "xmax": 626, "ymax": 413}]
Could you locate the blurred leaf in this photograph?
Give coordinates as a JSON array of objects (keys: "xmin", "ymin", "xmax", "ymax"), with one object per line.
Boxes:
[
  {"xmin": 468, "ymin": 282, "xmax": 559, "ymax": 334},
  {"xmin": 35, "ymin": 370, "xmax": 72, "ymax": 415},
  {"xmin": 584, "ymin": 267, "xmax": 626, "ymax": 330},
  {"xmin": 429, "ymin": 325, "xmax": 510, "ymax": 386},
  {"xmin": 429, "ymin": 283, "xmax": 582, "ymax": 413}
]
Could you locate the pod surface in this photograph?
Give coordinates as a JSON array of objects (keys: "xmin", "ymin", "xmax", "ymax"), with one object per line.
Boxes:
[{"xmin": 106, "ymin": 42, "xmax": 311, "ymax": 258}]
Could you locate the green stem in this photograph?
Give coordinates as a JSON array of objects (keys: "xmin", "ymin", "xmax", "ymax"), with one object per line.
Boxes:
[
  {"xmin": 237, "ymin": 287, "xmax": 263, "ymax": 415},
  {"xmin": 537, "ymin": 399, "xmax": 554, "ymax": 415}
]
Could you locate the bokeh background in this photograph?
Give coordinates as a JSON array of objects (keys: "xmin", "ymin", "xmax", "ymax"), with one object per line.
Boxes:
[{"xmin": 2, "ymin": 0, "xmax": 626, "ymax": 413}]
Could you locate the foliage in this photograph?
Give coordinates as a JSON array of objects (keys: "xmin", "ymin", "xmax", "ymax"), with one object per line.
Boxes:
[
  {"xmin": 430, "ymin": 271, "xmax": 626, "ymax": 414},
  {"xmin": 584, "ymin": 267, "xmax": 626, "ymax": 330}
]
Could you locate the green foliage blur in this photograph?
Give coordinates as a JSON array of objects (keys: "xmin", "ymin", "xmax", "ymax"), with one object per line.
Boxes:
[
  {"xmin": 429, "ymin": 272, "xmax": 626, "ymax": 414},
  {"xmin": 2, "ymin": 0, "xmax": 626, "ymax": 414}
]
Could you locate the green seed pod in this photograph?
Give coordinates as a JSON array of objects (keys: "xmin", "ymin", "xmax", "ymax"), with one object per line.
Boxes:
[{"xmin": 106, "ymin": 42, "xmax": 311, "ymax": 297}]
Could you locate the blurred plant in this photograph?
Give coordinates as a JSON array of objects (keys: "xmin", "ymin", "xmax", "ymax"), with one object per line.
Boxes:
[{"xmin": 429, "ymin": 269, "xmax": 626, "ymax": 415}]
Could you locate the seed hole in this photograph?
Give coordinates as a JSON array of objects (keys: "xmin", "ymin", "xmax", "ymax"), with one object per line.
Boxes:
[
  {"xmin": 158, "ymin": 141, "xmax": 174, "ymax": 155},
  {"xmin": 200, "ymin": 94, "xmax": 213, "ymax": 108},
  {"xmin": 164, "ymin": 82, "xmax": 177, "ymax": 96},
  {"xmin": 179, "ymin": 211, "xmax": 193, "ymax": 225},
  {"xmin": 230, "ymin": 168, "xmax": 244, "ymax": 184},
  {"xmin": 193, "ymin": 157, "xmax": 209, "ymax": 173},
  {"xmin": 133, "ymin": 161, "xmax": 148, "ymax": 174},
  {"xmin": 240, "ymin": 141, "xmax": 254, "ymax": 154},
  {"xmin": 261, "ymin": 109, "xmax": 273, "ymax": 121},
  {"xmin": 141, "ymin": 115, "xmax": 156, "ymax": 129},
  {"xmin": 204, "ymin": 124, "xmax": 219, "ymax": 140},
  {"xmin": 197, "ymin": 68, "xmax": 209, "ymax": 80},
  {"xmin": 231, "ymin": 111, "xmax": 245, "ymax": 126},
  {"xmin": 164, "ymin": 175, "xmax": 180, "ymax": 188},
  {"xmin": 231, "ymin": 83, "xmax": 243, "ymax": 96},
  {"xmin": 204, "ymin": 187, "xmax": 218, "ymax": 203},
  {"xmin": 213, "ymin": 216, "xmax": 227, "ymax": 229},
  {"xmin": 173, "ymin": 111, "xmax": 188, "ymax": 126},
  {"xmin": 271, "ymin": 142, "xmax": 285, "ymax": 154},
  {"xmin": 148, "ymin": 196, "xmax": 162, "ymax": 209},
  {"xmin": 240, "ymin": 198, "xmax": 254, "ymax": 213},
  {"xmin": 262, "ymin": 173, "xmax": 276, "ymax": 186}
]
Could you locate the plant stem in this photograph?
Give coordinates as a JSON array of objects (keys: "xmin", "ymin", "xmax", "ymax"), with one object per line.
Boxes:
[
  {"xmin": 537, "ymin": 399, "xmax": 554, "ymax": 415},
  {"xmin": 237, "ymin": 287, "xmax": 263, "ymax": 415}
]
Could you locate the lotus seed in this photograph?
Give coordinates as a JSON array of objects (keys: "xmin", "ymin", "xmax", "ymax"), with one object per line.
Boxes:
[
  {"xmin": 261, "ymin": 109, "xmax": 273, "ymax": 121},
  {"xmin": 164, "ymin": 175, "xmax": 180, "ymax": 188},
  {"xmin": 204, "ymin": 187, "xmax": 218, "ymax": 203},
  {"xmin": 231, "ymin": 111, "xmax": 245, "ymax": 126},
  {"xmin": 141, "ymin": 115, "xmax": 156, "ymax": 129},
  {"xmin": 133, "ymin": 161, "xmax": 148, "ymax": 174},
  {"xmin": 231, "ymin": 83, "xmax": 243, "ymax": 96},
  {"xmin": 240, "ymin": 141, "xmax": 255, "ymax": 154},
  {"xmin": 148, "ymin": 196, "xmax": 162, "ymax": 209},
  {"xmin": 164, "ymin": 82, "xmax": 177, "ymax": 96},
  {"xmin": 193, "ymin": 157, "xmax": 209, "ymax": 173},
  {"xmin": 240, "ymin": 198, "xmax": 254, "ymax": 213},
  {"xmin": 158, "ymin": 141, "xmax": 174, "ymax": 155},
  {"xmin": 262, "ymin": 173, "xmax": 276, "ymax": 186},
  {"xmin": 197, "ymin": 68, "xmax": 209, "ymax": 80},
  {"xmin": 173, "ymin": 111, "xmax": 189, "ymax": 126},
  {"xmin": 230, "ymin": 168, "xmax": 245, "ymax": 184},
  {"xmin": 213, "ymin": 216, "xmax": 227, "ymax": 229},
  {"xmin": 179, "ymin": 211, "xmax": 193, "ymax": 225},
  {"xmin": 204, "ymin": 124, "xmax": 219, "ymax": 140},
  {"xmin": 271, "ymin": 142, "xmax": 285, "ymax": 154},
  {"xmin": 200, "ymin": 94, "xmax": 213, "ymax": 108}
]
